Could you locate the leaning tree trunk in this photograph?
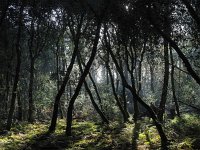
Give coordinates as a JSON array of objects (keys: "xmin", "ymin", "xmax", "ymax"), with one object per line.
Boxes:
[
  {"xmin": 66, "ymin": 19, "xmax": 102, "ymax": 136},
  {"xmin": 106, "ymin": 63, "xmax": 129, "ymax": 122},
  {"xmin": 149, "ymin": 18, "xmax": 200, "ymax": 86},
  {"xmin": 77, "ymin": 53, "xmax": 109, "ymax": 124},
  {"xmin": 49, "ymin": 15, "xmax": 84, "ymax": 133},
  {"xmin": 109, "ymin": 48, "xmax": 169, "ymax": 149},
  {"xmin": 170, "ymin": 48, "xmax": 180, "ymax": 117},
  {"xmin": 6, "ymin": 2, "xmax": 24, "ymax": 130},
  {"xmin": 81, "ymin": 60, "xmax": 103, "ymax": 111},
  {"xmin": 88, "ymin": 72, "xmax": 103, "ymax": 110},
  {"xmin": 104, "ymin": 28, "xmax": 168, "ymax": 148}
]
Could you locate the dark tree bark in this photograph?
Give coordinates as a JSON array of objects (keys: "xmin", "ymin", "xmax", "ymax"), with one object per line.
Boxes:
[
  {"xmin": 49, "ymin": 15, "xmax": 84, "ymax": 132},
  {"xmin": 6, "ymin": 2, "xmax": 24, "ymax": 130},
  {"xmin": 124, "ymin": 44, "xmax": 138, "ymax": 122},
  {"xmin": 106, "ymin": 63, "xmax": 129, "ymax": 122},
  {"xmin": 158, "ymin": 39, "xmax": 169, "ymax": 122},
  {"xmin": 56, "ymin": 40, "xmax": 64, "ymax": 119},
  {"xmin": 88, "ymin": 72, "xmax": 103, "ymax": 110},
  {"xmin": 137, "ymin": 42, "xmax": 146, "ymax": 95},
  {"xmin": 122, "ymin": 82, "xmax": 129, "ymax": 119},
  {"xmin": 17, "ymin": 90, "xmax": 22, "ymax": 121},
  {"xmin": 170, "ymin": 48, "xmax": 180, "ymax": 117},
  {"xmin": 150, "ymin": 65, "xmax": 155, "ymax": 93},
  {"xmin": 77, "ymin": 53, "xmax": 109, "ymax": 124},
  {"xmin": 109, "ymin": 49, "xmax": 168, "ymax": 148},
  {"xmin": 81, "ymin": 60, "xmax": 103, "ymax": 110},
  {"xmin": 66, "ymin": 18, "xmax": 102, "ymax": 136},
  {"xmin": 28, "ymin": 57, "xmax": 35, "ymax": 123},
  {"xmin": 104, "ymin": 27, "xmax": 168, "ymax": 148},
  {"xmin": 149, "ymin": 18, "xmax": 200, "ymax": 86}
]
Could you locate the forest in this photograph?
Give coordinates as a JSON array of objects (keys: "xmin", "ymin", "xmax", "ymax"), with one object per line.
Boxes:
[{"xmin": 0, "ymin": 0, "xmax": 200, "ymax": 149}]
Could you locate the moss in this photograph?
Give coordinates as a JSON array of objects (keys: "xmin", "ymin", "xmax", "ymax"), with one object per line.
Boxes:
[{"xmin": 0, "ymin": 122, "xmax": 48, "ymax": 150}]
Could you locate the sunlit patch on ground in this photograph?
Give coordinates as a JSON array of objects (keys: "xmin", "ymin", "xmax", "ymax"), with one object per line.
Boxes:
[{"xmin": 0, "ymin": 115, "xmax": 200, "ymax": 150}]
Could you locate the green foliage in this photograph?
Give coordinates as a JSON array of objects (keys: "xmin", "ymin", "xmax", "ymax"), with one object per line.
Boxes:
[
  {"xmin": 169, "ymin": 114, "xmax": 200, "ymax": 137},
  {"xmin": 34, "ymin": 74, "xmax": 57, "ymax": 118},
  {"xmin": 167, "ymin": 114, "xmax": 200, "ymax": 149}
]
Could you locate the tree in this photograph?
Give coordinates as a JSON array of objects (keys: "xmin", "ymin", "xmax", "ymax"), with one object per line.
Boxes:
[{"xmin": 6, "ymin": 1, "xmax": 24, "ymax": 130}]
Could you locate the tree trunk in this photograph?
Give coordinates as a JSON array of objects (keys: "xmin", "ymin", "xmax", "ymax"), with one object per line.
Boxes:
[
  {"xmin": 158, "ymin": 40, "xmax": 169, "ymax": 122},
  {"xmin": 88, "ymin": 72, "xmax": 103, "ymax": 110},
  {"xmin": 170, "ymin": 48, "xmax": 180, "ymax": 117},
  {"xmin": 56, "ymin": 44, "xmax": 64, "ymax": 119},
  {"xmin": 106, "ymin": 63, "xmax": 129, "ymax": 122},
  {"xmin": 122, "ymin": 82, "xmax": 129, "ymax": 120},
  {"xmin": 149, "ymin": 18, "xmax": 200, "ymax": 86},
  {"xmin": 17, "ymin": 90, "xmax": 22, "ymax": 121},
  {"xmin": 77, "ymin": 54, "xmax": 109, "ymax": 124},
  {"xmin": 28, "ymin": 58, "xmax": 35, "ymax": 123},
  {"xmin": 66, "ymin": 19, "xmax": 102, "ymax": 136},
  {"xmin": 105, "ymin": 31, "xmax": 168, "ymax": 148},
  {"xmin": 137, "ymin": 43, "xmax": 145, "ymax": 96},
  {"xmin": 48, "ymin": 15, "xmax": 84, "ymax": 132},
  {"xmin": 150, "ymin": 65, "xmax": 155, "ymax": 93},
  {"xmin": 6, "ymin": 2, "xmax": 24, "ymax": 130}
]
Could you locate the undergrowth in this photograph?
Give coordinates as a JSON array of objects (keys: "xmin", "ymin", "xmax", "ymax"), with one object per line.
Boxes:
[{"xmin": 0, "ymin": 113, "xmax": 200, "ymax": 150}]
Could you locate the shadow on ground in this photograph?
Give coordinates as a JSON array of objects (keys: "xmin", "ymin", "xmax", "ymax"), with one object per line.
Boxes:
[{"xmin": 18, "ymin": 120, "xmax": 134, "ymax": 150}]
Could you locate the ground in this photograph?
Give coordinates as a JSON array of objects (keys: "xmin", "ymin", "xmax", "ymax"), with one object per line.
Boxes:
[{"xmin": 0, "ymin": 114, "xmax": 200, "ymax": 150}]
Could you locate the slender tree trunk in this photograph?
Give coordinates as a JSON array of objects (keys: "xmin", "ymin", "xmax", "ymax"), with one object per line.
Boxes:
[
  {"xmin": 17, "ymin": 90, "xmax": 22, "ymax": 121},
  {"xmin": 28, "ymin": 58, "xmax": 35, "ymax": 123},
  {"xmin": 125, "ymin": 45, "xmax": 139, "ymax": 122},
  {"xmin": 88, "ymin": 72, "xmax": 103, "ymax": 110},
  {"xmin": 106, "ymin": 63, "xmax": 129, "ymax": 122},
  {"xmin": 49, "ymin": 43, "xmax": 79, "ymax": 132},
  {"xmin": 77, "ymin": 54, "xmax": 109, "ymax": 124},
  {"xmin": 109, "ymin": 48, "xmax": 168, "ymax": 148},
  {"xmin": 137, "ymin": 48, "xmax": 145, "ymax": 121},
  {"xmin": 149, "ymin": 19, "xmax": 200, "ymax": 86},
  {"xmin": 49, "ymin": 15, "xmax": 84, "ymax": 132},
  {"xmin": 5, "ymin": 70, "xmax": 10, "ymax": 112},
  {"xmin": 131, "ymin": 74, "xmax": 139, "ymax": 122},
  {"xmin": 6, "ymin": 2, "xmax": 24, "ymax": 130},
  {"xmin": 66, "ymin": 19, "xmax": 102, "ymax": 136},
  {"xmin": 170, "ymin": 48, "xmax": 180, "ymax": 117},
  {"xmin": 122, "ymin": 82, "xmax": 129, "ymax": 119},
  {"xmin": 105, "ymin": 30, "xmax": 168, "ymax": 148},
  {"xmin": 150, "ymin": 65, "xmax": 155, "ymax": 93},
  {"xmin": 158, "ymin": 39, "xmax": 169, "ymax": 122},
  {"xmin": 137, "ymin": 44, "xmax": 145, "ymax": 96},
  {"xmin": 56, "ymin": 44, "xmax": 64, "ymax": 119}
]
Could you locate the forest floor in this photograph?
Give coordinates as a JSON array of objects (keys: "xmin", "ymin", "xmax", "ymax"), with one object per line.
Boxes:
[{"xmin": 0, "ymin": 114, "xmax": 200, "ymax": 150}]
